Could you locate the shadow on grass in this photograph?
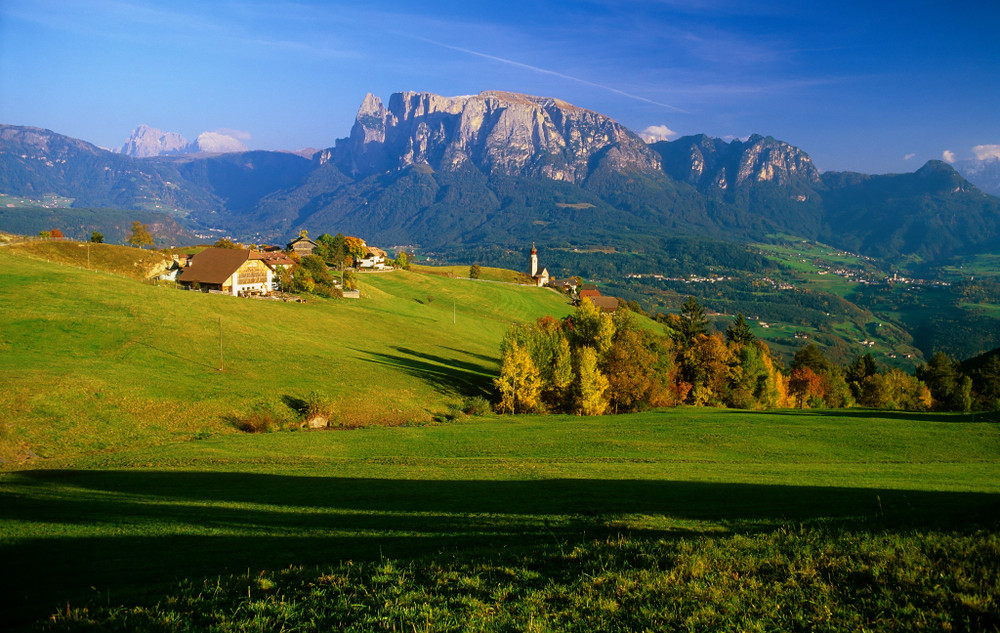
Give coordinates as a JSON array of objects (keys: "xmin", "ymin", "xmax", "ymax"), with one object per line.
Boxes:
[
  {"xmin": 356, "ymin": 346, "xmax": 494, "ymax": 398},
  {"xmin": 2, "ymin": 470, "xmax": 998, "ymax": 628}
]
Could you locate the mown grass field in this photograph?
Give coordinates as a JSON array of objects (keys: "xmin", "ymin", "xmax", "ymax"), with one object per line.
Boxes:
[
  {"xmin": 2, "ymin": 409, "xmax": 999, "ymax": 630},
  {"xmin": 0, "ymin": 246, "xmax": 572, "ymax": 463},
  {"xmin": 2, "ymin": 246, "xmax": 999, "ymax": 631}
]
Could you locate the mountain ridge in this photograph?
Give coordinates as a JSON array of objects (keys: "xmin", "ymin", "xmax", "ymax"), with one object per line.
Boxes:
[{"xmin": 2, "ymin": 90, "xmax": 999, "ymax": 265}]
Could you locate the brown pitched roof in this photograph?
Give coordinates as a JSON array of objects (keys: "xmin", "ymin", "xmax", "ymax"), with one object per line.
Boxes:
[
  {"xmin": 366, "ymin": 246, "xmax": 388, "ymax": 258},
  {"xmin": 254, "ymin": 251, "xmax": 295, "ymax": 269},
  {"xmin": 580, "ymin": 288, "xmax": 601, "ymax": 298},
  {"xmin": 590, "ymin": 296, "xmax": 620, "ymax": 312},
  {"xmin": 178, "ymin": 248, "xmax": 251, "ymax": 285}
]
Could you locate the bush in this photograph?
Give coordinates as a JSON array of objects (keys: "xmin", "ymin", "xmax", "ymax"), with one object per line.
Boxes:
[
  {"xmin": 303, "ymin": 390, "xmax": 339, "ymax": 428},
  {"xmin": 232, "ymin": 397, "xmax": 296, "ymax": 433},
  {"xmin": 462, "ymin": 395, "xmax": 492, "ymax": 416}
]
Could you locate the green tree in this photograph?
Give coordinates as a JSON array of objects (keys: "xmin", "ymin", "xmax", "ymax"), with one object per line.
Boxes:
[
  {"xmin": 89, "ymin": 230, "xmax": 104, "ymax": 244},
  {"xmin": 973, "ymin": 355, "xmax": 1000, "ymax": 411},
  {"xmin": 916, "ymin": 352, "xmax": 968, "ymax": 411},
  {"xmin": 395, "ymin": 251, "xmax": 409, "ymax": 270},
  {"xmin": 495, "ymin": 341, "xmax": 542, "ymax": 414},
  {"xmin": 126, "ymin": 221, "xmax": 154, "ymax": 248},
  {"xmin": 214, "ymin": 238, "xmax": 239, "ymax": 249},
  {"xmin": 725, "ymin": 313, "xmax": 755, "ymax": 346},
  {"xmin": 469, "ymin": 264, "xmax": 482, "ymax": 279},
  {"xmin": 679, "ymin": 296, "xmax": 708, "ymax": 343},
  {"xmin": 846, "ymin": 353, "xmax": 878, "ymax": 400},
  {"xmin": 792, "ymin": 342, "xmax": 832, "ymax": 375}
]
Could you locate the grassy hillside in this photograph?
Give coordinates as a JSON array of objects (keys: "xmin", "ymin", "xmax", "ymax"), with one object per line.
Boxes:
[
  {"xmin": 0, "ymin": 249, "xmax": 572, "ymax": 463},
  {"xmin": 2, "ymin": 409, "xmax": 998, "ymax": 629},
  {"xmin": 409, "ymin": 262, "xmax": 528, "ymax": 283},
  {"xmin": 2, "ymin": 247, "xmax": 998, "ymax": 631}
]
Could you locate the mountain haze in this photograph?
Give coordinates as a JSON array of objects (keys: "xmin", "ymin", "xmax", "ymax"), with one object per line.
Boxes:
[{"xmin": 116, "ymin": 125, "xmax": 249, "ymax": 158}]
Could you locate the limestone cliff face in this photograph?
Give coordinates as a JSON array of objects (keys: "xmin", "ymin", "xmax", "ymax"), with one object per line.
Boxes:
[
  {"xmin": 117, "ymin": 125, "xmax": 189, "ymax": 158},
  {"xmin": 654, "ymin": 133, "xmax": 821, "ymax": 192},
  {"xmin": 321, "ymin": 91, "xmax": 661, "ymax": 182}
]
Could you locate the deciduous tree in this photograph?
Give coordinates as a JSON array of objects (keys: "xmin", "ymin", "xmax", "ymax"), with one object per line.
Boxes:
[
  {"xmin": 495, "ymin": 341, "xmax": 542, "ymax": 414},
  {"xmin": 126, "ymin": 221, "xmax": 154, "ymax": 248},
  {"xmin": 572, "ymin": 346, "xmax": 609, "ymax": 416}
]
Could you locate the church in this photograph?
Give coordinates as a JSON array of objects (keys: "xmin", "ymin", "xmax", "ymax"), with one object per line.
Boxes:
[{"xmin": 530, "ymin": 243, "xmax": 549, "ymax": 287}]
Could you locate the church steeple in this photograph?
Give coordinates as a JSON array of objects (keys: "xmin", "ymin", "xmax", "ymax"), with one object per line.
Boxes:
[{"xmin": 530, "ymin": 242, "xmax": 538, "ymax": 277}]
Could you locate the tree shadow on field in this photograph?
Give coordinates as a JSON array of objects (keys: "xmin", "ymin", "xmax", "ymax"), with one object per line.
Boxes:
[
  {"xmin": 438, "ymin": 346, "xmax": 498, "ymax": 366},
  {"xmin": 353, "ymin": 346, "xmax": 494, "ymax": 398},
  {"xmin": 2, "ymin": 469, "xmax": 998, "ymax": 629}
]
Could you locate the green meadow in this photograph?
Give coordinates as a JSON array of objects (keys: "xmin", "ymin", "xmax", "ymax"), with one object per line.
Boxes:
[
  {"xmin": 1, "ymin": 246, "xmax": 999, "ymax": 631},
  {"xmin": 0, "ymin": 245, "xmax": 571, "ymax": 461}
]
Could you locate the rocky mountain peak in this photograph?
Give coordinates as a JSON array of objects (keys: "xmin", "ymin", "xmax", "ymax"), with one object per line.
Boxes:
[
  {"xmin": 116, "ymin": 126, "xmax": 248, "ymax": 157},
  {"xmin": 117, "ymin": 125, "xmax": 188, "ymax": 158},
  {"xmin": 322, "ymin": 90, "xmax": 661, "ymax": 183},
  {"xmin": 652, "ymin": 133, "xmax": 821, "ymax": 192}
]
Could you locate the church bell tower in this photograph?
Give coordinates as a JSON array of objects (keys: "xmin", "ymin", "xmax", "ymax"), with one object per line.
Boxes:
[{"xmin": 530, "ymin": 242, "xmax": 538, "ymax": 277}]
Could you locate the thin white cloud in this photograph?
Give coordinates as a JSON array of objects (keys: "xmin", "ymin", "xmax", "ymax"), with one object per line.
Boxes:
[
  {"xmin": 214, "ymin": 128, "xmax": 252, "ymax": 141},
  {"xmin": 413, "ymin": 36, "xmax": 687, "ymax": 113},
  {"xmin": 903, "ymin": 153, "xmax": 916, "ymax": 160},
  {"xmin": 972, "ymin": 144, "xmax": 1000, "ymax": 161},
  {"xmin": 639, "ymin": 124, "xmax": 679, "ymax": 142},
  {"xmin": 942, "ymin": 150, "xmax": 956, "ymax": 163}
]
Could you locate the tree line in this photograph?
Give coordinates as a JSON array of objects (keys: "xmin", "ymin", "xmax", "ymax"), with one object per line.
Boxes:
[{"xmin": 495, "ymin": 296, "xmax": 1000, "ymax": 415}]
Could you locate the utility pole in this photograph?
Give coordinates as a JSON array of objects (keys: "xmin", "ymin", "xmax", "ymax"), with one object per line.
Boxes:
[{"xmin": 218, "ymin": 317, "xmax": 224, "ymax": 371}]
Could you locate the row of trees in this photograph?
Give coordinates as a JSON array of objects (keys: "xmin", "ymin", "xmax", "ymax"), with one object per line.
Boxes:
[{"xmin": 496, "ymin": 297, "xmax": 1000, "ymax": 415}]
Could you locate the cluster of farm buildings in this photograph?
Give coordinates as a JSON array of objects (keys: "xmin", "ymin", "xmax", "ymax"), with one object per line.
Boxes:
[
  {"xmin": 163, "ymin": 237, "xmax": 617, "ymax": 307},
  {"xmin": 164, "ymin": 235, "xmax": 387, "ymax": 297}
]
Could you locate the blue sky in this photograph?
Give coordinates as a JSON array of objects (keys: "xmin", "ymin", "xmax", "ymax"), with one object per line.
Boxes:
[{"xmin": 2, "ymin": 0, "xmax": 997, "ymax": 174}]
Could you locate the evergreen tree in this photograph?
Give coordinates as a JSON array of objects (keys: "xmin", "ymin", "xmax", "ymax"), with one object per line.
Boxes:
[
  {"xmin": 679, "ymin": 296, "xmax": 708, "ymax": 343},
  {"xmin": 89, "ymin": 231, "xmax": 104, "ymax": 243},
  {"xmin": 792, "ymin": 342, "xmax": 832, "ymax": 375},
  {"xmin": 725, "ymin": 313, "xmax": 755, "ymax": 346},
  {"xmin": 469, "ymin": 264, "xmax": 481, "ymax": 279}
]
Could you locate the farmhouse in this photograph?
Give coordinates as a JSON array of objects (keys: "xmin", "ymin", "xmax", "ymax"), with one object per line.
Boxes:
[
  {"xmin": 357, "ymin": 245, "xmax": 388, "ymax": 269},
  {"xmin": 589, "ymin": 295, "xmax": 620, "ymax": 312},
  {"xmin": 579, "ymin": 284, "xmax": 601, "ymax": 301},
  {"xmin": 177, "ymin": 247, "xmax": 273, "ymax": 296},
  {"xmin": 287, "ymin": 234, "xmax": 317, "ymax": 257}
]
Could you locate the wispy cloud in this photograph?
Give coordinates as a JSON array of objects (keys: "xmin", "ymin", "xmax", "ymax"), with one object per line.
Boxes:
[
  {"xmin": 903, "ymin": 153, "xmax": 916, "ymax": 160},
  {"xmin": 413, "ymin": 36, "xmax": 687, "ymax": 113},
  {"xmin": 214, "ymin": 128, "xmax": 252, "ymax": 141},
  {"xmin": 942, "ymin": 150, "xmax": 956, "ymax": 163}
]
